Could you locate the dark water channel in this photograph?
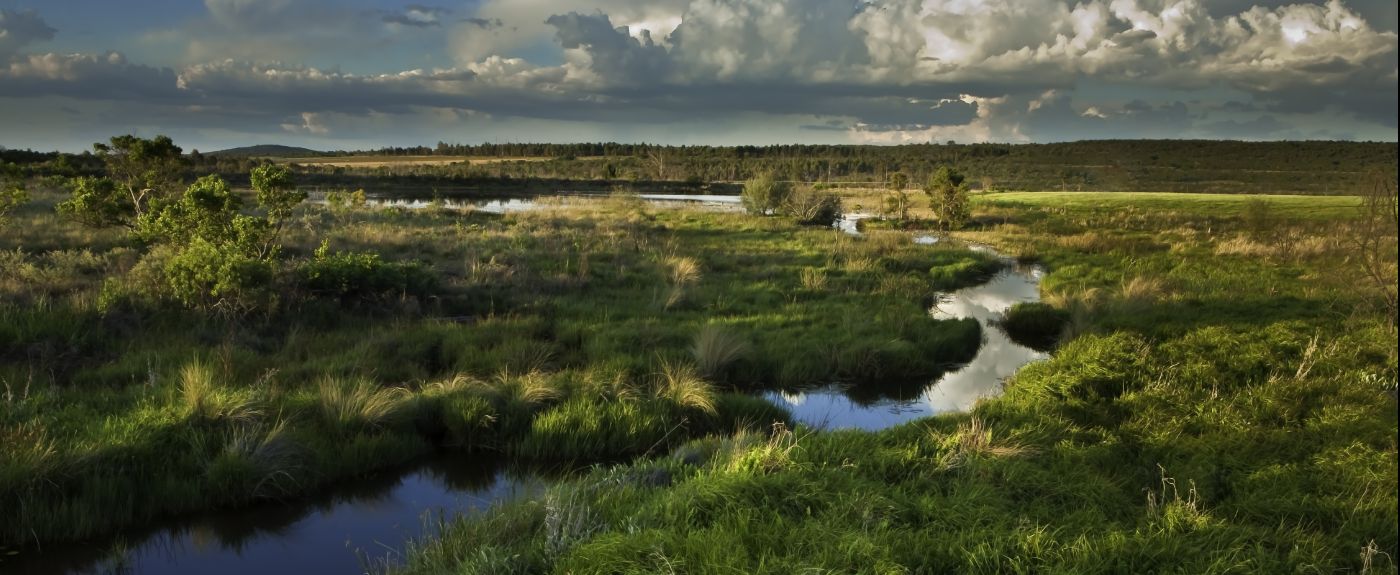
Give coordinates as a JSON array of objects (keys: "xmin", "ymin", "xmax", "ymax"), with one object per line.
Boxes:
[
  {"xmin": 10, "ymin": 192, "xmax": 1046, "ymax": 573},
  {"xmin": 6, "ymin": 458, "xmax": 541, "ymax": 574}
]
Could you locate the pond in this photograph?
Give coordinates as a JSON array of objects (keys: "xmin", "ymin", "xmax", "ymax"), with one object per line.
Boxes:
[{"xmin": 6, "ymin": 458, "xmax": 542, "ymax": 575}]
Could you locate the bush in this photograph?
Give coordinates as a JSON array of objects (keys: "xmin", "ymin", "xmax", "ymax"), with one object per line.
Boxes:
[
  {"xmin": 782, "ymin": 188, "xmax": 842, "ymax": 226},
  {"xmin": 164, "ymin": 237, "xmax": 275, "ymax": 311},
  {"xmin": 299, "ymin": 241, "xmax": 436, "ymax": 304},
  {"xmin": 741, "ymin": 174, "xmax": 792, "ymax": 216},
  {"xmin": 998, "ymin": 302, "xmax": 1070, "ymax": 352}
]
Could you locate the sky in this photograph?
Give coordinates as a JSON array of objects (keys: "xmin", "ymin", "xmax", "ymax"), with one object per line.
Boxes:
[{"xmin": 0, "ymin": 0, "xmax": 1396, "ymax": 152}]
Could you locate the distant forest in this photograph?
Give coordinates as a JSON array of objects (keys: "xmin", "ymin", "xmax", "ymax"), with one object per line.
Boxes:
[{"xmin": 3, "ymin": 140, "xmax": 1395, "ymax": 195}]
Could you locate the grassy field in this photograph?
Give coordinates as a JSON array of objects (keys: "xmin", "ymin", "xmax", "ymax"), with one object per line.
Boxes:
[
  {"xmin": 281, "ymin": 156, "xmax": 607, "ymax": 168},
  {"xmin": 388, "ymin": 189, "xmax": 1398, "ymax": 574},
  {"xmin": 977, "ymin": 191, "xmax": 1364, "ymax": 219},
  {"xmin": 0, "ymin": 188, "xmax": 996, "ymax": 549}
]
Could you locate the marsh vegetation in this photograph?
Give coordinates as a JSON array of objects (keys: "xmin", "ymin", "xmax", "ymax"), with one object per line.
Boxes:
[{"xmin": 0, "ymin": 136, "xmax": 1395, "ymax": 573}]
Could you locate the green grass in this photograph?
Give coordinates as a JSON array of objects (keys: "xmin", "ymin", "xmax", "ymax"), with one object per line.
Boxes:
[
  {"xmin": 389, "ymin": 189, "xmax": 1398, "ymax": 574},
  {"xmin": 977, "ymin": 191, "xmax": 1363, "ymax": 219},
  {"xmin": 0, "ymin": 188, "xmax": 989, "ymax": 548}
]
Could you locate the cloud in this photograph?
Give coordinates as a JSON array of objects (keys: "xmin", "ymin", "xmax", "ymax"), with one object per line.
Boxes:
[
  {"xmin": 0, "ymin": 52, "xmax": 181, "ymax": 101},
  {"xmin": 0, "ymin": 9, "xmax": 57, "ymax": 58},
  {"xmin": 382, "ymin": 5, "xmax": 451, "ymax": 28},
  {"xmin": 1, "ymin": 0, "xmax": 1396, "ymax": 149}
]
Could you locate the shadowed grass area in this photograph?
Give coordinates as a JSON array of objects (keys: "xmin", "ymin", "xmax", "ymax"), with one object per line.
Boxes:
[{"xmin": 389, "ymin": 189, "xmax": 1397, "ymax": 574}]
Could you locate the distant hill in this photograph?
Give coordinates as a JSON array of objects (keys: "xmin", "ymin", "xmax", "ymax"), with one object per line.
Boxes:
[{"xmin": 205, "ymin": 145, "xmax": 323, "ymax": 158}]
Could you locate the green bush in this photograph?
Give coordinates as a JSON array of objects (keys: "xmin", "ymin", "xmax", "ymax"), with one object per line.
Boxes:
[
  {"xmin": 741, "ymin": 174, "xmax": 792, "ymax": 216},
  {"xmin": 163, "ymin": 237, "xmax": 275, "ymax": 311},
  {"xmin": 299, "ymin": 241, "xmax": 436, "ymax": 304}
]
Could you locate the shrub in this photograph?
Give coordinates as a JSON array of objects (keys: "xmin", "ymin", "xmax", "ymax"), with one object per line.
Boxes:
[
  {"xmin": 299, "ymin": 241, "xmax": 435, "ymax": 304},
  {"xmin": 164, "ymin": 237, "xmax": 275, "ymax": 311},
  {"xmin": 741, "ymin": 174, "xmax": 792, "ymax": 216},
  {"xmin": 57, "ymin": 177, "xmax": 131, "ymax": 228},
  {"xmin": 998, "ymin": 302, "xmax": 1070, "ymax": 352},
  {"xmin": 782, "ymin": 188, "xmax": 842, "ymax": 226},
  {"xmin": 0, "ymin": 181, "xmax": 27, "ymax": 228}
]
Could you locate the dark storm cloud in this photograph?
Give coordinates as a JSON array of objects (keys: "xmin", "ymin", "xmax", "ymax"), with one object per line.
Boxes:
[
  {"xmin": 381, "ymin": 5, "xmax": 452, "ymax": 27},
  {"xmin": 0, "ymin": 9, "xmax": 56, "ymax": 57}
]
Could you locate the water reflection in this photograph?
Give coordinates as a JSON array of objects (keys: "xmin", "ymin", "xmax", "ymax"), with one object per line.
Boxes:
[
  {"xmin": 8, "ymin": 457, "xmax": 540, "ymax": 575},
  {"xmin": 770, "ymin": 262, "xmax": 1048, "ymax": 431}
]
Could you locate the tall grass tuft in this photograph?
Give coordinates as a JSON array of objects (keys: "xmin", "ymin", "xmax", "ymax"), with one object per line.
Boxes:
[
  {"xmin": 209, "ymin": 419, "xmax": 305, "ymax": 499},
  {"xmin": 663, "ymin": 256, "xmax": 702, "ymax": 309},
  {"xmin": 179, "ymin": 359, "xmax": 261, "ymax": 424},
  {"xmin": 316, "ymin": 376, "xmax": 410, "ymax": 434},
  {"xmin": 490, "ymin": 369, "xmax": 563, "ymax": 407},
  {"xmin": 690, "ymin": 324, "xmax": 750, "ymax": 380},
  {"xmin": 654, "ymin": 358, "xmax": 717, "ymax": 415},
  {"xmin": 720, "ymin": 422, "xmax": 802, "ymax": 475},
  {"xmin": 936, "ymin": 416, "xmax": 1031, "ymax": 470}
]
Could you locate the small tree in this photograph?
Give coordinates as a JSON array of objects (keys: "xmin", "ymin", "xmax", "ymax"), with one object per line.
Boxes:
[
  {"xmin": 882, "ymin": 172, "xmax": 912, "ymax": 223},
  {"xmin": 924, "ymin": 165, "xmax": 970, "ymax": 231},
  {"xmin": 94, "ymin": 134, "xmax": 185, "ymax": 220},
  {"xmin": 250, "ymin": 164, "xmax": 306, "ymax": 258},
  {"xmin": 741, "ymin": 173, "xmax": 792, "ymax": 216},
  {"xmin": 1351, "ymin": 170, "xmax": 1399, "ymax": 328},
  {"xmin": 888, "ymin": 172, "xmax": 909, "ymax": 192},
  {"xmin": 58, "ymin": 135, "xmax": 186, "ymax": 229}
]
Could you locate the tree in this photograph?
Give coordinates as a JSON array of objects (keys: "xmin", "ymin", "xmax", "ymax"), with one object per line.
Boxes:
[
  {"xmin": 58, "ymin": 135, "xmax": 185, "ymax": 228},
  {"xmin": 888, "ymin": 172, "xmax": 909, "ymax": 191},
  {"xmin": 250, "ymin": 164, "xmax": 306, "ymax": 259},
  {"xmin": 94, "ymin": 134, "xmax": 185, "ymax": 220},
  {"xmin": 884, "ymin": 172, "xmax": 911, "ymax": 223},
  {"xmin": 924, "ymin": 165, "xmax": 970, "ymax": 231}
]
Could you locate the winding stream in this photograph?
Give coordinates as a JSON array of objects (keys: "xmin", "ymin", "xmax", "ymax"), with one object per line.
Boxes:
[
  {"xmin": 767, "ymin": 257, "xmax": 1047, "ymax": 430},
  {"xmin": 11, "ymin": 192, "xmax": 1047, "ymax": 573}
]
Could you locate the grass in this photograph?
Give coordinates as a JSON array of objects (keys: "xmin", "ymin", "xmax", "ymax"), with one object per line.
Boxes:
[
  {"xmin": 689, "ymin": 324, "xmax": 751, "ymax": 381},
  {"xmin": 388, "ymin": 187, "xmax": 1397, "ymax": 574},
  {"xmin": 0, "ymin": 186, "xmax": 990, "ymax": 550},
  {"xmin": 997, "ymin": 302, "xmax": 1070, "ymax": 352}
]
